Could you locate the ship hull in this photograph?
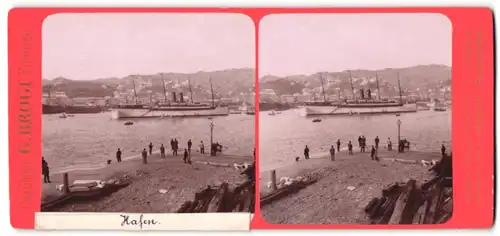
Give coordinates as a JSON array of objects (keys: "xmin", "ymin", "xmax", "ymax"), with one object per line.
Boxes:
[
  {"xmin": 65, "ymin": 106, "xmax": 102, "ymax": 114},
  {"xmin": 300, "ymin": 103, "xmax": 418, "ymax": 116},
  {"xmin": 111, "ymin": 106, "xmax": 229, "ymax": 119},
  {"xmin": 42, "ymin": 104, "xmax": 65, "ymax": 114}
]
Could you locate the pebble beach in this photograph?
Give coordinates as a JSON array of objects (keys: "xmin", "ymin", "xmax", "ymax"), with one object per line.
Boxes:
[
  {"xmin": 42, "ymin": 153, "xmax": 254, "ymax": 213},
  {"xmin": 259, "ymin": 149, "xmax": 441, "ymax": 224}
]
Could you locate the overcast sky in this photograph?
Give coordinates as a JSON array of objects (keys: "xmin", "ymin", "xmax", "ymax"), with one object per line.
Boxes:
[
  {"xmin": 42, "ymin": 13, "xmax": 255, "ymax": 80},
  {"xmin": 259, "ymin": 13, "xmax": 451, "ymax": 77}
]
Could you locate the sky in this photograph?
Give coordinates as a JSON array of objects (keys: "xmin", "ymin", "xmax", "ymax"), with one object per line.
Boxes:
[
  {"xmin": 259, "ymin": 13, "xmax": 452, "ymax": 77},
  {"xmin": 42, "ymin": 13, "xmax": 255, "ymax": 80}
]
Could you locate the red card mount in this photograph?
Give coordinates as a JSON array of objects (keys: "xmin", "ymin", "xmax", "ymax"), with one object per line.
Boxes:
[{"xmin": 8, "ymin": 7, "xmax": 494, "ymax": 230}]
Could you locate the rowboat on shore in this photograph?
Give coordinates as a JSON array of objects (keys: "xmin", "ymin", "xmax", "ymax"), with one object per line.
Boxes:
[{"xmin": 41, "ymin": 181, "xmax": 131, "ymax": 211}]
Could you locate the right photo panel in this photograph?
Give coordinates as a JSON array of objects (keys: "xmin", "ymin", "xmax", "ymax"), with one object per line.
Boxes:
[{"xmin": 258, "ymin": 13, "xmax": 452, "ymax": 224}]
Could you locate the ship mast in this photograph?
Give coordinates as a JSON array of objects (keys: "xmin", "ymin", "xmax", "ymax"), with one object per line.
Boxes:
[
  {"xmin": 397, "ymin": 72, "xmax": 403, "ymax": 104},
  {"xmin": 209, "ymin": 76, "xmax": 215, "ymax": 107},
  {"xmin": 348, "ymin": 71, "xmax": 356, "ymax": 101},
  {"xmin": 188, "ymin": 76, "xmax": 194, "ymax": 103},
  {"xmin": 132, "ymin": 75, "xmax": 139, "ymax": 104},
  {"xmin": 375, "ymin": 71, "xmax": 381, "ymax": 100},
  {"xmin": 319, "ymin": 73, "xmax": 327, "ymax": 102},
  {"xmin": 47, "ymin": 84, "xmax": 52, "ymax": 105},
  {"xmin": 161, "ymin": 73, "xmax": 167, "ymax": 103}
]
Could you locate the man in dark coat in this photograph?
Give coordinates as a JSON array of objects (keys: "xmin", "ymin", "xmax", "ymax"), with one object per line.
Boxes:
[{"xmin": 42, "ymin": 157, "xmax": 51, "ymax": 183}]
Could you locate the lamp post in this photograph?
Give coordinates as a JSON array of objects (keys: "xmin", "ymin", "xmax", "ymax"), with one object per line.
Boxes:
[
  {"xmin": 209, "ymin": 118, "xmax": 214, "ymax": 155},
  {"xmin": 397, "ymin": 119, "xmax": 402, "ymax": 152}
]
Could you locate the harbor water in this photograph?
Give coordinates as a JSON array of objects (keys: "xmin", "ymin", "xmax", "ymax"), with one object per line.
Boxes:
[
  {"xmin": 43, "ymin": 112, "xmax": 255, "ymax": 174},
  {"xmin": 259, "ymin": 109, "xmax": 452, "ymax": 172}
]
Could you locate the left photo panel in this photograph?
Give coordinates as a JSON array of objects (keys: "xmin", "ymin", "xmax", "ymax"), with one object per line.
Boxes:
[{"xmin": 39, "ymin": 13, "xmax": 256, "ymax": 230}]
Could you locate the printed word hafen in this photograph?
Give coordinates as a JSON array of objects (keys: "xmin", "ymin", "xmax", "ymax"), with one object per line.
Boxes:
[{"xmin": 120, "ymin": 214, "xmax": 159, "ymax": 229}]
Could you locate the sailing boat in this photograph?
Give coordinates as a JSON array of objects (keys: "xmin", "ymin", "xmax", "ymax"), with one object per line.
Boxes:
[
  {"xmin": 111, "ymin": 75, "xmax": 228, "ymax": 119},
  {"xmin": 300, "ymin": 71, "xmax": 417, "ymax": 116}
]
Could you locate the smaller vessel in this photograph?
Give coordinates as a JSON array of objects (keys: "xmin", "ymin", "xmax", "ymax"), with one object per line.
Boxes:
[
  {"xmin": 433, "ymin": 107, "xmax": 447, "ymax": 112},
  {"xmin": 124, "ymin": 121, "xmax": 134, "ymax": 126},
  {"xmin": 395, "ymin": 113, "xmax": 401, "ymax": 117},
  {"xmin": 268, "ymin": 110, "xmax": 276, "ymax": 116},
  {"xmin": 59, "ymin": 113, "xmax": 67, "ymax": 119},
  {"xmin": 312, "ymin": 118, "xmax": 322, "ymax": 123}
]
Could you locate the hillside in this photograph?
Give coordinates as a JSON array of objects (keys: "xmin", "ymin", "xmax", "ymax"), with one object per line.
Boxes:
[
  {"xmin": 43, "ymin": 68, "xmax": 256, "ymax": 99},
  {"xmin": 259, "ymin": 64, "xmax": 451, "ymax": 97}
]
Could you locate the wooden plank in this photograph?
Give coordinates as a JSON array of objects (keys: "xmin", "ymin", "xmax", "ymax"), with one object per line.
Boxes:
[
  {"xmin": 207, "ymin": 182, "xmax": 229, "ymax": 212},
  {"xmin": 423, "ymin": 182, "xmax": 443, "ymax": 224},
  {"xmin": 389, "ymin": 179, "xmax": 416, "ymax": 224},
  {"xmin": 412, "ymin": 200, "xmax": 428, "ymax": 224}
]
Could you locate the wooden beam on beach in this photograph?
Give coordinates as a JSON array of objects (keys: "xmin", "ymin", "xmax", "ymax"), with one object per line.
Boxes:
[
  {"xmin": 260, "ymin": 178, "xmax": 318, "ymax": 207},
  {"xmin": 270, "ymin": 170, "xmax": 277, "ymax": 191},
  {"xmin": 365, "ymin": 155, "xmax": 453, "ymax": 225},
  {"xmin": 62, "ymin": 173, "xmax": 70, "ymax": 194},
  {"xmin": 177, "ymin": 181, "xmax": 255, "ymax": 213}
]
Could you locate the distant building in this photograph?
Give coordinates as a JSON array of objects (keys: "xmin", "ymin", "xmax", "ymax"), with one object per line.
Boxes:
[
  {"xmin": 280, "ymin": 94, "xmax": 296, "ymax": 103},
  {"xmin": 259, "ymin": 89, "xmax": 279, "ymax": 102},
  {"xmin": 43, "ymin": 91, "xmax": 67, "ymax": 98}
]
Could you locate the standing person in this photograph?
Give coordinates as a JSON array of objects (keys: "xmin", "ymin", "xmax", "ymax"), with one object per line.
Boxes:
[
  {"xmin": 370, "ymin": 145, "xmax": 376, "ymax": 160},
  {"xmin": 199, "ymin": 141, "xmax": 205, "ymax": 154},
  {"xmin": 441, "ymin": 144, "xmax": 446, "ymax": 157},
  {"xmin": 348, "ymin": 141, "xmax": 353, "ymax": 155},
  {"xmin": 173, "ymin": 139, "xmax": 178, "ymax": 156},
  {"xmin": 183, "ymin": 149, "xmax": 189, "ymax": 163},
  {"xmin": 148, "ymin": 142, "xmax": 153, "ymax": 155},
  {"xmin": 336, "ymin": 139, "xmax": 341, "ymax": 152},
  {"xmin": 363, "ymin": 136, "xmax": 367, "ymax": 152},
  {"xmin": 329, "ymin": 145, "xmax": 336, "ymax": 161},
  {"xmin": 170, "ymin": 139, "xmax": 175, "ymax": 154},
  {"xmin": 358, "ymin": 135, "xmax": 365, "ymax": 152},
  {"xmin": 141, "ymin": 148, "xmax": 148, "ymax": 164},
  {"xmin": 304, "ymin": 145, "xmax": 310, "ymax": 160},
  {"xmin": 116, "ymin": 148, "xmax": 122, "ymax": 163},
  {"xmin": 374, "ymin": 136, "xmax": 380, "ymax": 149},
  {"xmin": 42, "ymin": 157, "xmax": 51, "ymax": 183},
  {"xmin": 160, "ymin": 144, "xmax": 165, "ymax": 158},
  {"xmin": 187, "ymin": 139, "xmax": 192, "ymax": 153},
  {"xmin": 387, "ymin": 138, "xmax": 392, "ymax": 151},
  {"xmin": 358, "ymin": 136, "xmax": 363, "ymax": 152},
  {"xmin": 175, "ymin": 139, "xmax": 179, "ymax": 156}
]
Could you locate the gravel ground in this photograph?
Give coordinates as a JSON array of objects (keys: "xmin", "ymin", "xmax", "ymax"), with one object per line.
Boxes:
[
  {"xmin": 45, "ymin": 154, "xmax": 253, "ymax": 213},
  {"xmin": 261, "ymin": 154, "xmax": 435, "ymax": 224}
]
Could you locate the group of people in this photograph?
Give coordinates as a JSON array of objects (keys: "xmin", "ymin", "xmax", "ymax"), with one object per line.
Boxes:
[
  {"xmin": 397, "ymin": 139, "xmax": 411, "ymax": 153},
  {"xmin": 114, "ymin": 138, "xmax": 225, "ymax": 165},
  {"xmin": 299, "ymin": 135, "xmax": 412, "ymax": 162}
]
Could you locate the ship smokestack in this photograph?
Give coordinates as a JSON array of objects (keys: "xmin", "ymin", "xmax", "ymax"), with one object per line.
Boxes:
[
  {"xmin": 172, "ymin": 92, "xmax": 177, "ymax": 102},
  {"xmin": 179, "ymin": 92, "xmax": 184, "ymax": 103}
]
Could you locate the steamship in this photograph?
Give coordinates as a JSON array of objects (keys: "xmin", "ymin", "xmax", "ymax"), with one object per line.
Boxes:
[
  {"xmin": 111, "ymin": 76, "xmax": 229, "ymax": 119},
  {"xmin": 300, "ymin": 71, "xmax": 417, "ymax": 116}
]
